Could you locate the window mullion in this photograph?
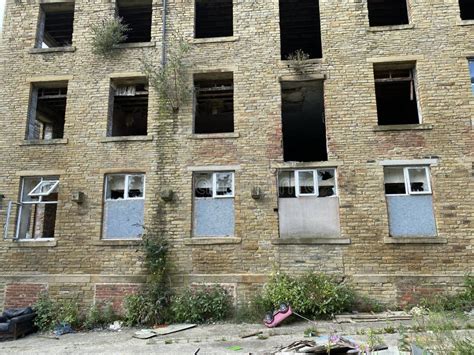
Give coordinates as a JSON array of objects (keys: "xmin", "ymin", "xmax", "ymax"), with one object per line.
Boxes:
[
  {"xmin": 295, "ymin": 170, "xmax": 300, "ymax": 197},
  {"xmin": 212, "ymin": 173, "xmax": 217, "ymax": 198},
  {"xmin": 314, "ymin": 170, "xmax": 319, "ymax": 197},
  {"xmin": 124, "ymin": 175, "xmax": 130, "ymax": 200},
  {"xmin": 403, "ymin": 167, "xmax": 410, "ymax": 195}
]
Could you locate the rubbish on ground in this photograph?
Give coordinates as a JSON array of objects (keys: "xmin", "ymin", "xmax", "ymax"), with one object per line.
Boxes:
[
  {"xmin": 194, "ymin": 348, "xmax": 200, "ymax": 355},
  {"xmin": 240, "ymin": 330, "xmax": 263, "ymax": 338},
  {"xmin": 264, "ymin": 303, "xmax": 293, "ymax": 328},
  {"xmin": 53, "ymin": 323, "xmax": 73, "ymax": 336},
  {"xmin": 273, "ymin": 336, "xmax": 388, "ymax": 354},
  {"xmin": 227, "ymin": 345, "xmax": 243, "ymax": 351},
  {"xmin": 109, "ymin": 321, "xmax": 122, "ymax": 331},
  {"xmin": 133, "ymin": 324, "xmax": 197, "ymax": 339},
  {"xmin": 133, "ymin": 329, "xmax": 158, "ymax": 339},
  {"xmin": 335, "ymin": 311, "xmax": 412, "ymax": 323}
]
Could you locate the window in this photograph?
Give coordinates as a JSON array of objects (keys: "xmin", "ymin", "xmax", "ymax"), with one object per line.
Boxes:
[
  {"xmin": 16, "ymin": 176, "xmax": 59, "ymax": 240},
  {"xmin": 195, "ymin": 0, "xmax": 233, "ymax": 39},
  {"xmin": 459, "ymin": 0, "xmax": 474, "ymax": 20},
  {"xmin": 277, "ymin": 169, "xmax": 340, "ymax": 238},
  {"xmin": 194, "ymin": 73, "xmax": 234, "ymax": 134},
  {"xmin": 116, "ymin": 0, "xmax": 152, "ymax": 43},
  {"xmin": 108, "ymin": 79, "xmax": 148, "ymax": 137},
  {"xmin": 374, "ymin": 65, "xmax": 420, "ymax": 125},
  {"xmin": 281, "ymin": 81, "xmax": 327, "ymax": 162},
  {"xmin": 103, "ymin": 174, "xmax": 145, "ymax": 239},
  {"xmin": 469, "ymin": 60, "xmax": 474, "ymax": 94},
  {"xmin": 193, "ymin": 172, "xmax": 235, "ymax": 237},
  {"xmin": 279, "ymin": 0, "xmax": 322, "ymax": 60},
  {"xmin": 383, "ymin": 166, "xmax": 437, "ymax": 237},
  {"xmin": 36, "ymin": 3, "xmax": 74, "ymax": 48},
  {"xmin": 367, "ymin": 0, "xmax": 409, "ymax": 27},
  {"xmin": 27, "ymin": 82, "xmax": 68, "ymax": 140}
]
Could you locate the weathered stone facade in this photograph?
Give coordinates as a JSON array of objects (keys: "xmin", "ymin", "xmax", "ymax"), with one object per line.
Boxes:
[{"xmin": 0, "ymin": 0, "xmax": 472, "ymax": 310}]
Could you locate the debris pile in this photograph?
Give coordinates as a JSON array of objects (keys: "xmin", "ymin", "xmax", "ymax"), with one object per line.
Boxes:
[{"xmin": 273, "ymin": 336, "xmax": 388, "ymax": 354}]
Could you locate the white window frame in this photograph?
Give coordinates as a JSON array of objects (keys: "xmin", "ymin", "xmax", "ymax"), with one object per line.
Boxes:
[
  {"xmin": 212, "ymin": 172, "xmax": 234, "ymax": 198},
  {"xmin": 28, "ymin": 180, "xmax": 59, "ymax": 197},
  {"xmin": 385, "ymin": 166, "xmax": 431, "ymax": 196},
  {"xmin": 105, "ymin": 174, "xmax": 146, "ymax": 201},
  {"xmin": 279, "ymin": 169, "xmax": 338, "ymax": 198}
]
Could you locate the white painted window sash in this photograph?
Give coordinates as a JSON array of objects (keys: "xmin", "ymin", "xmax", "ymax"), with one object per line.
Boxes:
[
  {"xmin": 295, "ymin": 170, "xmax": 318, "ymax": 197},
  {"xmin": 212, "ymin": 172, "xmax": 235, "ymax": 199},
  {"xmin": 406, "ymin": 166, "xmax": 431, "ymax": 195}
]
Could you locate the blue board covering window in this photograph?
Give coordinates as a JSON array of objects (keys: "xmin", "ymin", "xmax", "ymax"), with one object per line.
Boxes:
[{"xmin": 469, "ymin": 60, "xmax": 474, "ymax": 93}]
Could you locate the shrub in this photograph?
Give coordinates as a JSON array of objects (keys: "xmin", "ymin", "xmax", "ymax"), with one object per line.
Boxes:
[
  {"xmin": 83, "ymin": 302, "xmax": 117, "ymax": 330},
  {"xmin": 33, "ymin": 292, "xmax": 57, "ymax": 331},
  {"xmin": 56, "ymin": 299, "xmax": 80, "ymax": 328},
  {"xmin": 123, "ymin": 294, "xmax": 151, "ymax": 326},
  {"xmin": 420, "ymin": 275, "xmax": 474, "ymax": 312},
  {"xmin": 171, "ymin": 285, "xmax": 232, "ymax": 323},
  {"xmin": 91, "ymin": 17, "xmax": 129, "ymax": 56}
]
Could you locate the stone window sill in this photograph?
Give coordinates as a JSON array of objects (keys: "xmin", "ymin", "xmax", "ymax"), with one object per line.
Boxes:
[
  {"xmin": 113, "ymin": 42, "xmax": 156, "ymax": 49},
  {"xmin": 21, "ymin": 138, "xmax": 68, "ymax": 146},
  {"xmin": 92, "ymin": 239, "xmax": 142, "ymax": 246},
  {"xmin": 271, "ymin": 160, "xmax": 343, "ymax": 169},
  {"xmin": 272, "ymin": 237, "xmax": 350, "ymax": 245},
  {"xmin": 191, "ymin": 36, "xmax": 239, "ymax": 44},
  {"xmin": 188, "ymin": 133, "xmax": 239, "ymax": 139},
  {"xmin": 29, "ymin": 46, "xmax": 76, "ymax": 54},
  {"xmin": 367, "ymin": 24, "xmax": 415, "ymax": 32},
  {"xmin": 101, "ymin": 135, "xmax": 154, "ymax": 143},
  {"xmin": 384, "ymin": 237, "xmax": 447, "ymax": 244},
  {"xmin": 373, "ymin": 124, "xmax": 433, "ymax": 132},
  {"xmin": 8, "ymin": 239, "xmax": 57, "ymax": 247},
  {"xmin": 458, "ymin": 20, "xmax": 474, "ymax": 26},
  {"xmin": 281, "ymin": 58, "xmax": 324, "ymax": 66},
  {"xmin": 184, "ymin": 237, "xmax": 241, "ymax": 245}
]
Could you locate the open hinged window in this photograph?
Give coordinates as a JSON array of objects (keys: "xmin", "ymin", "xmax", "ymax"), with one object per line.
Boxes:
[
  {"xmin": 384, "ymin": 167, "xmax": 431, "ymax": 195},
  {"xmin": 28, "ymin": 180, "xmax": 60, "ymax": 198},
  {"xmin": 36, "ymin": 3, "xmax": 75, "ymax": 48},
  {"xmin": 194, "ymin": 172, "xmax": 234, "ymax": 198},
  {"xmin": 278, "ymin": 169, "xmax": 337, "ymax": 198}
]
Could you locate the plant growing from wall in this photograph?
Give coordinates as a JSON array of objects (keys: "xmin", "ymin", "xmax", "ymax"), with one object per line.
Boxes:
[
  {"xmin": 287, "ymin": 49, "xmax": 310, "ymax": 75},
  {"xmin": 91, "ymin": 16, "xmax": 129, "ymax": 57},
  {"xmin": 141, "ymin": 36, "xmax": 191, "ymax": 114}
]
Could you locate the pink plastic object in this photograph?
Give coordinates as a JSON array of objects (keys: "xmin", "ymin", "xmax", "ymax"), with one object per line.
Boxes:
[{"xmin": 263, "ymin": 303, "xmax": 293, "ymax": 328}]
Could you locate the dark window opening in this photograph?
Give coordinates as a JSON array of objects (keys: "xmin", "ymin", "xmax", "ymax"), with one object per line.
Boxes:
[
  {"xmin": 109, "ymin": 79, "xmax": 149, "ymax": 137},
  {"xmin": 117, "ymin": 0, "xmax": 152, "ymax": 43},
  {"xmin": 368, "ymin": 0, "xmax": 409, "ymax": 27},
  {"xmin": 374, "ymin": 66, "xmax": 419, "ymax": 125},
  {"xmin": 195, "ymin": 0, "xmax": 233, "ymax": 38},
  {"xmin": 459, "ymin": 0, "xmax": 474, "ymax": 20},
  {"xmin": 279, "ymin": 0, "xmax": 322, "ymax": 60},
  {"xmin": 27, "ymin": 84, "xmax": 68, "ymax": 140},
  {"xmin": 37, "ymin": 3, "xmax": 74, "ymax": 48},
  {"xmin": 194, "ymin": 73, "xmax": 234, "ymax": 134},
  {"xmin": 281, "ymin": 81, "xmax": 327, "ymax": 162}
]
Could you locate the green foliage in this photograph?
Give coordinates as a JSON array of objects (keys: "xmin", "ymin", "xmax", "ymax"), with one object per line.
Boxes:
[
  {"xmin": 141, "ymin": 35, "xmax": 191, "ymax": 113},
  {"xmin": 83, "ymin": 302, "xmax": 117, "ymax": 330},
  {"xmin": 56, "ymin": 299, "xmax": 80, "ymax": 328},
  {"xmin": 33, "ymin": 293, "xmax": 80, "ymax": 331},
  {"xmin": 142, "ymin": 232, "xmax": 169, "ymax": 285},
  {"xmin": 420, "ymin": 275, "xmax": 473, "ymax": 312},
  {"xmin": 354, "ymin": 294, "xmax": 386, "ymax": 313},
  {"xmin": 260, "ymin": 272, "xmax": 355, "ymax": 319},
  {"xmin": 233, "ymin": 294, "xmax": 270, "ymax": 323},
  {"xmin": 91, "ymin": 16, "xmax": 129, "ymax": 56},
  {"xmin": 286, "ymin": 49, "xmax": 310, "ymax": 74},
  {"xmin": 123, "ymin": 294, "xmax": 151, "ymax": 326},
  {"xmin": 171, "ymin": 285, "xmax": 232, "ymax": 323}
]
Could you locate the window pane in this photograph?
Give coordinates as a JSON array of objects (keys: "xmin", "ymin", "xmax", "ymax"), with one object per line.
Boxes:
[
  {"xmin": 128, "ymin": 175, "xmax": 144, "ymax": 198},
  {"xmin": 298, "ymin": 171, "xmax": 315, "ymax": 195},
  {"xmin": 408, "ymin": 168, "xmax": 430, "ymax": 193},
  {"xmin": 384, "ymin": 167, "xmax": 406, "ymax": 194},
  {"xmin": 278, "ymin": 171, "xmax": 295, "ymax": 198},
  {"xmin": 469, "ymin": 60, "xmax": 474, "ymax": 93},
  {"xmin": 106, "ymin": 175, "xmax": 125, "ymax": 199},
  {"xmin": 21, "ymin": 177, "xmax": 42, "ymax": 202},
  {"xmin": 194, "ymin": 173, "xmax": 212, "ymax": 198},
  {"xmin": 29, "ymin": 180, "xmax": 59, "ymax": 197},
  {"xmin": 215, "ymin": 172, "xmax": 233, "ymax": 197},
  {"xmin": 318, "ymin": 169, "xmax": 336, "ymax": 197}
]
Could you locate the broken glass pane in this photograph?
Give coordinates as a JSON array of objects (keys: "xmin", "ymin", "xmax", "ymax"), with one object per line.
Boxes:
[
  {"xmin": 384, "ymin": 167, "xmax": 406, "ymax": 195},
  {"xmin": 106, "ymin": 175, "xmax": 125, "ymax": 200},
  {"xmin": 298, "ymin": 171, "xmax": 315, "ymax": 195},
  {"xmin": 408, "ymin": 167, "xmax": 430, "ymax": 193},
  {"xmin": 318, "ymin": 169, "xmax": 336, "ymax": 197},
  {"xmin": 215, "ymin": 172, "xmax": 233, "ymax": 197},
  {"xmin": 278, "ymin": 171, "xmax": 296, "ymax": 198},
  {"xmin": 194, "ymin": 173, "xmax": 213, "ymax": 198},
  {"xmin": 128, "ymin": 175, "xmax": 144, "ymax": 198}
]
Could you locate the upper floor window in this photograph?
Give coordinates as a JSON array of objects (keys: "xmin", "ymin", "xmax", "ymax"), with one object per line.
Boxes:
[
  {"xmin": 195, "ymin": 0, "xmax": 233, "ymax": 39},
  {"xmin": 36, "ymin": 3, "xmax": 75, "ymax": 48},
  {"xmin": 459, "ymin": 0, "xmax": 474, "ymax": 20},
  {"xmin": 367, "ymin": 0, "xmax": 409, "ymax": 27},
  {"xmin": 384, "ymin": 167, "xmax": 431, "ymax": 195},
  {"xmin": 278, "ymin": 169, "xmax": 337, "ymax": 198},
  {"xmin": 116, "ymin": 0, "xmax": 152, "ymax": 43},
  {"xmin": 469, "ymin": 59, "xmax": 474, "ymax": 94}
]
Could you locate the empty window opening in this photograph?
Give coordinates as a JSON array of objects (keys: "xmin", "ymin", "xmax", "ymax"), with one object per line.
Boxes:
[
  {"xmin": 367, "ymin": 0, "xmax": 409, "ymax": 27},
  {"xmin": 469, "ymin": 60, "xmax": 474, "ymax": 94},
  {"xmin": 27, "ymin": 83, "xmax": 68, "ymax": 140},
  {"xmin": 37, "ymin": 3, "xmax": 74, "ymax": 48},
  {"xmin": 195, "ymin": 0, "xmax": 233, "ymax": 39},
  {"xmin": 279, "ymin": 0, "xmax": 322, "ymax": 60},
  {"xmin": 117, "ymin": 0, "xmax": 152, "ymax": 43},
  {"xmin": 374, "ymin": 65, "xmax": 419, "ymax": 125},
  {"xmin": 281, "ymin": 81, "xmax": 327, "ymax": 162},
  {"xmin": 16, "ymin": 176, "xmax": 59, "ymax": 240},
  {"xmin": 459, "ymin": 0, "xmax": 474, "ymax": 20},
  {"xmin": 194, "ymin": 73, "xmax": 234, "ymax": 134},
  {"xmin": 108, "ymin": 78, "xmax": 149, "ymax": 137}
]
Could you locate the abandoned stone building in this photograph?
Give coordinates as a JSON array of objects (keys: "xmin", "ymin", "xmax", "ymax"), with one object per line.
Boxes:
[{"xmin": 0, "ymin": 0, "xmax": 473, "ymax": 311}]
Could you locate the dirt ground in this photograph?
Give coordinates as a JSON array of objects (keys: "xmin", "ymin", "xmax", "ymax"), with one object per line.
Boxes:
[{"xmin": 0, "ymin": 319, "xmax": 472, "ymax": 355}]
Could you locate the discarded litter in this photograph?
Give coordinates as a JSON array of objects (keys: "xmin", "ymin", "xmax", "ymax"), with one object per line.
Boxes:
[
  {"xmin": 273, "ymin": 336, "xmax": 388, "ymax": 354},
  {"xmin": 226, "ymin": 345, "xmax": 243, "ymax": 351},
  {"xmin": 133, "ymin": 324, "xmax": 197, "ymax": 339},
  {"xmin": 335, "ymin": 311, "xmax": 412, "ymax": 324},
  {"xmin": 54, "ymin": 323, "xmax": 73, "ymax": 336},
  {"xmin": 264, "ymin": 303, "xmax": 293, "ymax": 328},
  {"xmin": 109, "ymin": 320, "xmax": 122, "ymax": 331},
  {"xmin": 240, "ymin": 330, "xmax": 263, "ymax": 339}
]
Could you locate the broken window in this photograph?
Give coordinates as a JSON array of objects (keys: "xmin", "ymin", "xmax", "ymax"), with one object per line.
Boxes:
[
  {"xmin": 36, "ymin": 3, "xmax": 74, "ymax": 48},
  {"xmin": 384, "ymin": 166, "xmax": 437, "ymax": 237},
  {"xmin": 367, "ymin": 0, "xmax": 409, "ymax": 27},
  {"xmin": 193, "ymin": 172, "xmax": 235, "ymax": 237},
  {"xmin": 277, "ymin": 169, "xmax": 340, "ymax": 238},
  {"xmin": 103, "ymin": 174, "xmax": 145, "ymax": 239},
  {"xmin": 279, "ymin": 0, "xmax": 322, "ymax": 59},
  {"xmin": 27, "ymin": 83, "xmax": 68, "ymax": 140},
  {"xmin": 108, "ymin": 79, "xmax": 148, "ymax": 137},
  {"xmin": 459, "ymin": 0, "xmax": 474, "ymax": 20},
  {"xmin": 116, "ymin": 0, "xmax": 152, "ymax": 43},
  {"xmin": 16, "ymin": 176, "xmax": 59, "ymax": 240},
  {"xmin": 469, "ymin": 60, "xmax": 474, "ymax": 93},
  {"xmin": 194, "ymin": 73, "xmax": 234, "ymax": 134},
  {"xmin": 374, "ymin": 65, "xmax": 420, "ymax": 125},
  {"xmin": 195, "ymin": 0, "xmax": 233, "ymax": 39},
  {"xmin": 281, "ymin": 81, "xmax": 327, "ymax": 162}
]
